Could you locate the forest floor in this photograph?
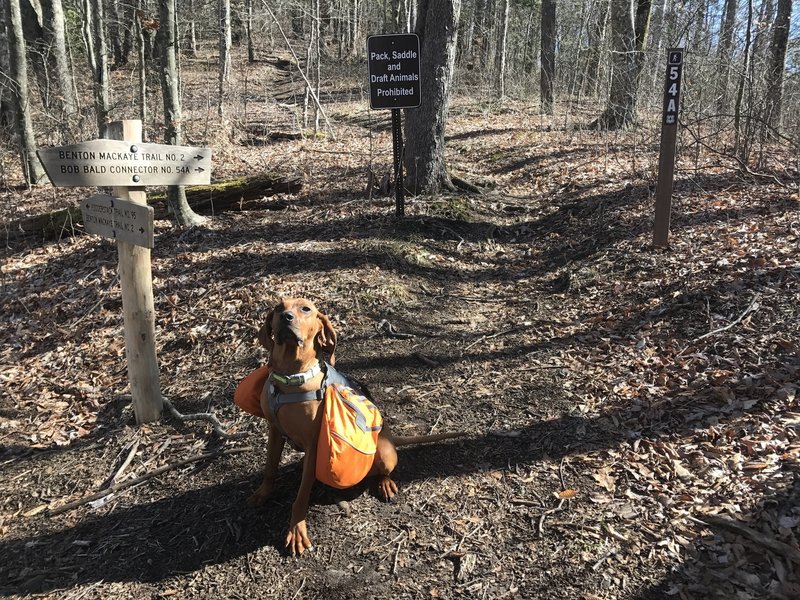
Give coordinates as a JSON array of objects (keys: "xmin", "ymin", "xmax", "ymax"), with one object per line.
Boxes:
[{"xmin": 1, "ymin": 51, "xmax": 799, "ymax": 600}]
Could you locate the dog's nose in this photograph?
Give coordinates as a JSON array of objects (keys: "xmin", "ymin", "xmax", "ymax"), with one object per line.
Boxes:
[{"xmin": 281, "ymin": 311, "xmax": 294, "ymax": 322}]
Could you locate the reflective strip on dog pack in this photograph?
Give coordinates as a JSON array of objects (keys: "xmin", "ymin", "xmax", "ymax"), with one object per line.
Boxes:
[{"xmin": 316, "ymin": 383, "xmax": 383, "ymax": 489}]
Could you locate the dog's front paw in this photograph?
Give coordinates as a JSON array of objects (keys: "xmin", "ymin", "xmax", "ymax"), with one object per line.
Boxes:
[
  {"xmin": 377, "ymin": 476, "xmax": 398, "ymax": 502},
  {"xmin": 285, "ymin": 520, "xmax": 312, "ymax": 556}
]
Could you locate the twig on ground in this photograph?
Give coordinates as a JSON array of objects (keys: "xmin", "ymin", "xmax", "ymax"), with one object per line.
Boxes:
[
  {"xmin": 683, "ymin": 293, "xmax": 761, "ymax": 350},
  {"xmin": 463, "ymin": 326, "xmax": 519, "ymax": 351},
  {"xmin": 440, "ymin": 522, "xmax": 483, "ymax": 559},
  {"xmin": 537, "ymin": 498, "xmax": 566, "ymax": 537},
  {"xmin": 689, "ymin": 514, "xmax": 800, "ymax": 564},
  {"xmin": 376, "ymin": 319, "xmax": 415, "ymax": 339},
  {"xmin": 550, "ymin": 521, "xmax": 603, "ymax": 538},
  {"xmin": 162, "ymin": 396, "xmax": 247, "ymax": 440},
  {"xmin": 47, "ymin": 446, "xmax": 252, "ymax": 516},
  {"xmin": 427, "ymin": 413, "xmax": 443, "ymax": 435},
  {"xmin": 290, "ymin": 577, "xmax": 306, "ymax": 600},
  {"xmin": 592, "ymin": 547, "xmax": 616, "ymax": 571},
  {"xmin": 510, "ymin": 497, "xmax": 546, "ymax": 508},
  {"xmin": 71, "ymin": 274, "xmax": 119, "ymax": 327},
  {"xmin": 392, "ymin": 538, "xmax": 404, "ymax": 576},
  {"xmin": 105, "ymin": 439, "xmax": 139, "ymax": 489}
]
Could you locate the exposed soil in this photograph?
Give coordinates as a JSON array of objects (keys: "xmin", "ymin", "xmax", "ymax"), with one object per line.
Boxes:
[{"xmin": 1, "ymin": 51, "xmax": 799, "ymax": 599}]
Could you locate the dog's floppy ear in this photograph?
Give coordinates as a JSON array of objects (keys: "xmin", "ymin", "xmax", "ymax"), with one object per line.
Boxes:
[
  {"xmin": 315, "ymin": 311, "xmax": 337, "ymax": 366},
  {"xmin": 257, "ymin": 309, "xmax": 275, "ymax": 352}
]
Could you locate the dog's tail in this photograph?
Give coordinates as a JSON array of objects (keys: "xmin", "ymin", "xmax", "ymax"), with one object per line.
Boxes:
[{"xmin": 389, "ymin": 432, "xmax": 468, "ymax": 447}]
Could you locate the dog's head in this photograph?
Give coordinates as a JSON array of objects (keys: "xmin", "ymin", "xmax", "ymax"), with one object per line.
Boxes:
[{"xmin": 257, "ymin": 298, "xmax": 337, "ymax": 365}]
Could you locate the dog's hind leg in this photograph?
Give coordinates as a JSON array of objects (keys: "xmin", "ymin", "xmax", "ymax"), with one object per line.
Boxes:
[{"xmin": 369, "ymin": 434, "xmax": 399, "ymax": 501}]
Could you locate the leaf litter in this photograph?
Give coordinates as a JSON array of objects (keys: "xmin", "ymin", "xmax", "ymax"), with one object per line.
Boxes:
[{"xmin": 0, "ymin": 56, "xmax": 798, "ymax": 599}]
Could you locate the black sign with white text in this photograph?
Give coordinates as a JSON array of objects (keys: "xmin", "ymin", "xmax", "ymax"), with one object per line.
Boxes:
[
  {"xmin": 367, "ymin": 34, "xmax": 421, "ymax": 110},
  {"xmin": 653, "ymin": 48, "xmax": 685, "ymax": 247},
  {"xmin": 662, "ymin": 49, "xmax": 683, "ymax": 126}
]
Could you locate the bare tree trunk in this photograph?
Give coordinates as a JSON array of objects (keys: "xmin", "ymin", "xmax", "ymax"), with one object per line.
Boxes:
[
  {"xmin": 540, "ymin": 0, "xmax": 556, "ymax": 113},
  {"xmin": 108, "ymin": 0, "xmax": 126, "ymax": 67},
  {"xmin": 89, "ymin": 0, "xmax": 111, "ymax": 135},
  {"xmin": 158, "ymin": 0, "xmax": 205, "ymax": 226},
  {"xmin": 136, "ymin": 1, "xmax": 147, "ymax": 133},
  {"xmin": 5, "ymin": 0, "xmax": 48, "ymax": 184},
  {"xmin": 496, "ymin": 0, "xmax": 510, "ymax": 99},
  {"xmin": 691, "ymin": 0, "xmax": 708, "ymax": 52},
  {"xmin": 470, "ymin": 0, "xmax": 487, "ymax": 68},
  {"xmin": 583, "ymin": 0, "xmax": 609, "ymax": 98},
  {"xmin": 21, "ymin": 2, "xmax": 50, "ymax": 111},
  {"xmin": 0, "ymin": 19, "xmax": 14, "ymax": 132},
  {"xmin": 633, "ymin": 0, "xmax": 652, "ymax": 77},
  {"xmin": 304, "ymin": 0, "xmax": 318, "ymax": 127},
  {"xmin": 82, "ymin": 0, "xmax": 96, "ymax": 75},
  {"xmin": 218, "ymin": 0, "xmax": 232, "ymax": 118},
  {"xmin": 185, "ymin": 0, "xmax": 198, "ymax": 57},
  {"xmin": 764, "ymin": 0, "xmax": 791, "ymax": 137},
  {"xmin": 314, "ymin": 0, "xmax": 321, "ymax": 132},
  {"xmin": 594, "ymin": 0, "xmax": 636, "ymax": 129},
  {"xmin": 404, "ymin": 0, "xmax": 461, "ymax": 195},
  {"xmin": 246, "ymin": 0, "xmax": 255, "ymax": 62},
  {"xmin": 458, "ymin": 0, "xmax": 473, "ymax": 62},
  {"xmin": 350, "ymin": 0, "xmax": 361, "ymax": 57},
  {"xmin": 734, "ymin": 0, "xmax": 754, "ymax": 160},
  {"xmin": 716, "ymin": 0, "xmax": 738, "ymax": 114},
  {"xmin": 593, "ymin": 0, "xmax": 651, "ymax": 130},
  {"xmin": 42, "ymin": 0, "xmax": 77, "ymax": 117}
]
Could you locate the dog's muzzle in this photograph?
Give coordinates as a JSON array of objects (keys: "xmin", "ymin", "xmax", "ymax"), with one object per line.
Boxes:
[{"xmin": 276, "ymin": 322, "xmax": 305, "ymax": 347}]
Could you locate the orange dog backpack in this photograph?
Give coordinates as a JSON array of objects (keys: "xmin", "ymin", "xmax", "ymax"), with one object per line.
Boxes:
[{"xmin": 316, "ymin": 382, "xmax": 383, "ymax": 489}]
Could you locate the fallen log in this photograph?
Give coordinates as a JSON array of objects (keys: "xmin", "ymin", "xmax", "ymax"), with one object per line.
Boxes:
[{"xmin": 2, "ymin": 172, "xmax": 303, "ymax": 244}]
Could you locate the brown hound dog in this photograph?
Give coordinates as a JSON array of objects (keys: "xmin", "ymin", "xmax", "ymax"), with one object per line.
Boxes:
[{"xmin": 239, "ymin": 298, "xmax": 464, "ymax": 556}]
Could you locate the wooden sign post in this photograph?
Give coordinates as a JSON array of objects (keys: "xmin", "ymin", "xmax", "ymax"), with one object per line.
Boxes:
[
  {"xmin": 653, "ymin": 48, "xmax": 684, "ymax": 248},
  {"xmin": 37, "ymin": 120, "xmax": 212, "ymax": 423},
  {"xmin": 367, "ymin": 33, "xmax": 421, "ymax": 217}
]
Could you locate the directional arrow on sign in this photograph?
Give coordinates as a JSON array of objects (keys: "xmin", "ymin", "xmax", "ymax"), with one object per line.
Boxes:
[
  {"xmin": 81, "ymin": 193, "xmax": 155, "ymax": 248},
  {"xmin": 37, "ymin": 139, "xmax": 212, "ymax": 187}
]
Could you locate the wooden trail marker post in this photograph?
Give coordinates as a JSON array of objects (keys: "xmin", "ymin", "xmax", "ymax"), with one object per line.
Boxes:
[
  {"xmin": 36, "ymin": 120, "xmax": 212, "ymax": 423},
  {"xmin": 654, "ymin": 48, "xmax": 684, "ymax": 248},
  {"xmin": 366, "ymin": 33, "xmax": 421, "ymax": 217}
]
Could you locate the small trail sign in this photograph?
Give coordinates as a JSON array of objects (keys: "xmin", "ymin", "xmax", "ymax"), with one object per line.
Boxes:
[
  {"xmin": 367, "ymin": 34, "xmax": 421, "ymax": 110},
  {"xmin": 654, "ymin": 48, "xmax": 684, "ymax": 247},
  {"xmin": 81, "ymin": 193, "xmax": 154, "ymax": 248},
  {"xmin": 37, "ymin": 140, "xmax": 212, "ymax": 187}
]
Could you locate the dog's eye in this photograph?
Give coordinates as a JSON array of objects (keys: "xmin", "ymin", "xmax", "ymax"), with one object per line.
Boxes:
[{"xmin": 301, "ymin": 306, "xmax": 312, "ymax": 313}]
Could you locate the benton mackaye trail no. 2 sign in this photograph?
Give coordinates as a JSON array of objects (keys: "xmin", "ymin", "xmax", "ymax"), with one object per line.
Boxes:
[{"xmin": 37, "ymin": 139, "xmax": 212, "ymax": 187}]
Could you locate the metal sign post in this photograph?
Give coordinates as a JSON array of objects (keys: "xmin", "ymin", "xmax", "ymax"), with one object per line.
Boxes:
[
  {"xmin": 36, "ymin": 121, "xmax": 212, "ymax": 423},
  {"xmin": 653, "ymin": 48, "xmax": 684, "ymax": 248},
  {"xmin": 367, "ymin": 33, "xmax": 421, "ymax": 217},
  {"xmin": 391, "ymin": 109, "xmax": 405, "ymax": 216}
]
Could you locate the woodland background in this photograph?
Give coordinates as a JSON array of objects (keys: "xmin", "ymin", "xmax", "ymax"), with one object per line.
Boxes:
[
  {"xmin": 1, "ymin": 0, "xmax": 799, "ymax": 194},
  {"xmin": 1, "ymin": 1, "xmax": 800, "ymax": 599}
]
